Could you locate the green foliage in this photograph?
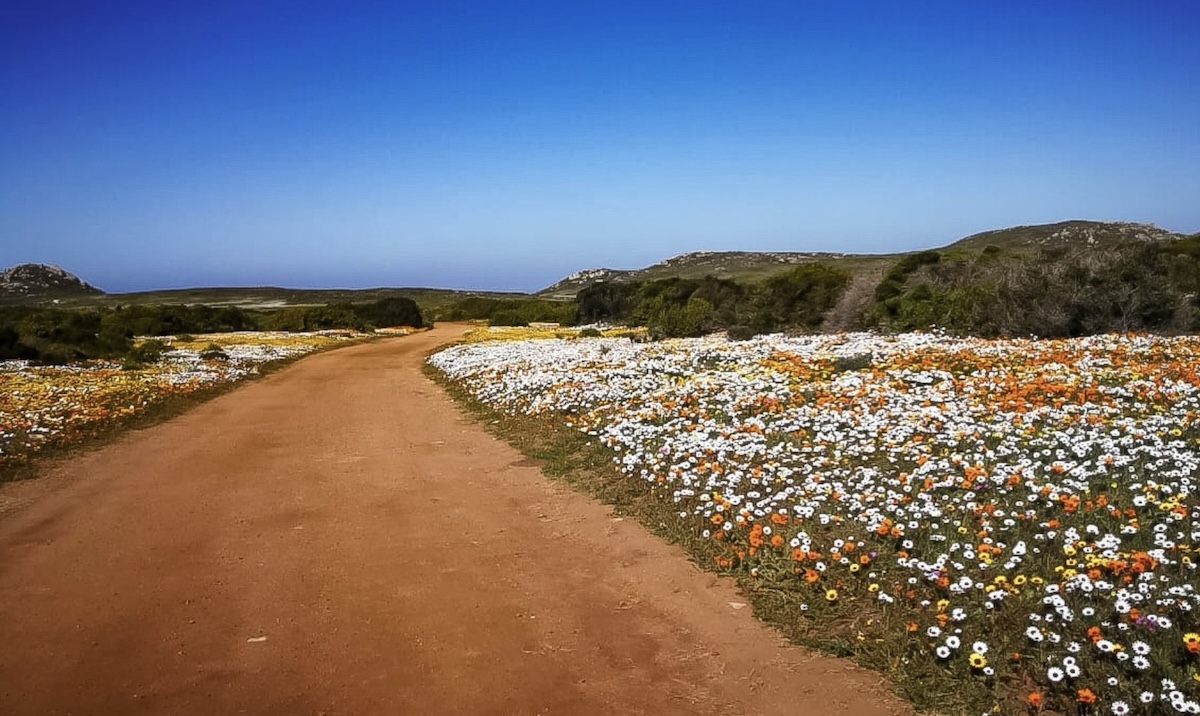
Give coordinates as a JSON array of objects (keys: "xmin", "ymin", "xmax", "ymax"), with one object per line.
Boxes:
[
  {"xmin": 646, "ymin": 296, "xmax": 713, "ymax": 338},
  {"xmin": 577, "ymin": 267, "xmax": 850, "ymax": 338},
  {"xmin": 725, "ymin": 325, "xmax": 756, "ymax": 341},
  {"xmin": 260, "ymin": 304, "xmax": 367, "ymax": 332},
  {"xmin": 122, "ymin": 339, "xmax": 169, "ymax": 370},
  {"xmin": 102, "ymin": 304, "xmax": 257, "ymax": 337},
  {"xmin": 0, "ymin": 307, "xmax": 128, "ymax": 362},
  {"xmin": 438, "ymin": 296, "xmax": 574, "ymax": 326},
  {"xmin": 0, "ymin": 297, "xmax": 421, "ymax": 367},
  {"xmin": 0, "ymin": 323, "xmax": 37, "ymax": 360},
  {"xmin": 578, "ymin": 327, "xmax": 603, "ymax": 338},
  {"xmin": 875, "ymin": 250, "xmax": 942, "ymax": 307},
  {"xmin": 199, "ymin": 343, "xmax": 229, "ymax": 360},
  {"xmin": 576, "ymin": 282, "xmax": 637, "ymax": 324},
  {"xmin": 891, "ymin": 282, "xmax": 997, "ymax": 333},
  {"xmin": 871, "ymin": 240, "xmax": 1200, "ymax": 337},
  {"xmin": 351, "ymin": 296, "xmax": 425, "ymax": 329},
  {"xmin": 832, "ymin": 353, "xmax": 873, "ymax": 373},
  {"xmin": 751, "ymin": 263, "xmax": 851, "ymax": 333}
]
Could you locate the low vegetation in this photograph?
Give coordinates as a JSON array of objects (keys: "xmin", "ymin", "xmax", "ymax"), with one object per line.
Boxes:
[
  {"xmin": 576, "ymin": 265, "xmax": 851, "ymax": 338},
  {"xmin": 0, "ymin": 297, "xmax": 424, "ymax": 365},
  {"xmin": 431, "ymin": 296, "xmax": 576, "ymax": 326},
  {"xmin": 869, "ymin": 239, "xmax": 1200, "ymax": 337},
  {"xmin": 574, "ymin": 235, "xmax": 1200, "ymax": 340}
]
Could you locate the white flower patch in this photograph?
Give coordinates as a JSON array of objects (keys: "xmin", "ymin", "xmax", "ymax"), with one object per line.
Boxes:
[{"xmin": 431, "ymin": 331, "xmax": 1200, "ymax": 709}]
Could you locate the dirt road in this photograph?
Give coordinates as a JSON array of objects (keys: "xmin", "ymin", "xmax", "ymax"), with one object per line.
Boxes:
[{"xmin": 0, "ymin": 325, "xmax": 913, "ymax": 715}]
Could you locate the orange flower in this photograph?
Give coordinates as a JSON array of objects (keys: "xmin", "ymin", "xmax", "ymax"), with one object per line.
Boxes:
[
  {"xmin": 1026, "ymin": 691, "xmax": 1043, "ymax": 707},
  {"xmin": 1076, "ymin": 688, "xmax": 1096, "ymax": 704}
]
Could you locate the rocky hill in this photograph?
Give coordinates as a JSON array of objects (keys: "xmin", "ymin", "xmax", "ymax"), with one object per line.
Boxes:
[
  {"xmin": 539, "ymin": 250, "xmax": 856, "ymax": 298},
  {"xmin": 0, "ymin": 263, "xmax": 104, "ymax": 301},
  {"xmin": 540, "ymin": 220, "xmax": 1190, "ymax": 297},
  {"xmin": 946, "ymin": 220, "xmax": 1183, "ymax": 252}
]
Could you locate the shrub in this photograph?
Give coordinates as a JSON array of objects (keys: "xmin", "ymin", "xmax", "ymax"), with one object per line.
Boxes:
[
  {"xmin": 352, "ymin": 297, "xmax": 423, "ymax": 329},
  {"xmin": 199, "ymin": 343, "xmax": 229, "ymax": 360},
  {"xmin": 832, "ymin": 352, "xmax": 872, "ymax": 373},
  {"xmin": 725, "ymin": 325, "xmax": 756, "ymax": 341},
  {"xmin": 122, "ymin": 339, "xmax": 169, "ymax": 370}
]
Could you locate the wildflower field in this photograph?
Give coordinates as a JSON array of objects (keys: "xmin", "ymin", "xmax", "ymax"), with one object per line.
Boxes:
[
  {"xmin": 429, "ymin": 332, "xmax": 1200, "ymax": 715},
  {"xmin": 1, "ymin": 331, "xmax": 367, "ymax": 475}
]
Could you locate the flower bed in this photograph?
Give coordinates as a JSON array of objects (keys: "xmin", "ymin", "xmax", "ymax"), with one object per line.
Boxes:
[
  {"xmin": 430, "ymin": 331, "xmax": 1200, "ymax": 714},
  {"xmin": 1, "ymin": 331, "xmax": 366, "ymax": 468}
]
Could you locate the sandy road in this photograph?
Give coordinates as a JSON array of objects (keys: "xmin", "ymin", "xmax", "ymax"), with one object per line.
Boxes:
[{"xmin": 0, "ymin": 324, "xmax": 913, "ymax": 715}]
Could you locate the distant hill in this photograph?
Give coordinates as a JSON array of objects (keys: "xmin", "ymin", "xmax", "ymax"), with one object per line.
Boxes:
[
  {"xmin": 945, "ymin": 220, "xmax": 1183, "ymax": 253},
  {"xmin": 0, "ymin": 264, "xmax": 525, "ymax": 312},
  {"xmin": 539, "ymin": 220, "xmax": 1190, "ymax": 297},
  {"xmin": 539, "ymin": 250, "xmax": 863, "ymax": 298},
  {"xmin": 0, "ymin": 263, "xmax": 104, "ymax": 301}
]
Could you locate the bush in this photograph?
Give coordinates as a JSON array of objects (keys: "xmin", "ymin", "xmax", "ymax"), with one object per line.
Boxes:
[
  {"xmin": 578, "ymin": 327, "xmax": 603, "ymax": 338},
  {"xmin": 646, "ymin": 296, "xmax": 713, "ymax": 337},
  {"xmin": 725, "ymin": 325, "xmax": 756, "ymax": 341},
  {"xmin": 752, "ymin": 264, "xmax": 851, "ymax": 331},
  {"xmin": 122, "ymin": 339, "xmax": 169, "ymax": 370},
  {"xmin": 199, "ymin": 343, "xmax": 229, "ymax": 360},
  {"xmin": 832, "ymin": 353, "xmax": 872, "ymax": 373},
  {"xmin": 352, "ymin": 297, "xmax": 424, "ymax": 329}
]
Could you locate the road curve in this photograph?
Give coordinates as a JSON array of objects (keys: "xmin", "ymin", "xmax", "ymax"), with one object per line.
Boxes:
[{"xmin": 0, "ymin": 324, "xmax": 913, "ymax": 715}]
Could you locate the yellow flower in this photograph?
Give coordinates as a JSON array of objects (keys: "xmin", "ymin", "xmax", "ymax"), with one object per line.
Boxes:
[
  {"xmin": 968, "ymin": 653, "xmax": 987, "ymax": 669},
  {"xmin": 825, "ymin": 589, "xmax": 839, "ymax": 602}
]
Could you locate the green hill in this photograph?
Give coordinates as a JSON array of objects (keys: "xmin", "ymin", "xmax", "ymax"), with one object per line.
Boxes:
[
  {"xmin": 945, "ymin": 220, "xmax": 1183, "ymax": 252},
  {"xmin": 540, "ymin": 220, "xmax": 1189, "ymax": 298}
]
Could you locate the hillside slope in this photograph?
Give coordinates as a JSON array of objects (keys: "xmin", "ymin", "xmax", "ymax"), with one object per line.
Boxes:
[
  {"xmin": 945, "ymin": 220, "xmax": 1183, "ymax": 252},
  {"xmin": 540, "ymin": 250, "xmax": 871, "ymax": 298},
  {"xmin": 540, "ymin": 220, "xmax": 1189, "ymax": 297},
  {"xmin": 0, "ymin": 264, "xmax": 103, "ymax": 301}
]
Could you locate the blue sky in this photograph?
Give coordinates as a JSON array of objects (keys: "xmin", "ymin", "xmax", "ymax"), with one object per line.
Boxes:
[{"xmin": 2, "ymin": 1, "xmax": 1198, "ymax": 292}]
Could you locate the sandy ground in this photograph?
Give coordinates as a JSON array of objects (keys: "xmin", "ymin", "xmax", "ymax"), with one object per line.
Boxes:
[{"xmin": 0, "ymin": 324, "xmax": 914, "ymax": 715}]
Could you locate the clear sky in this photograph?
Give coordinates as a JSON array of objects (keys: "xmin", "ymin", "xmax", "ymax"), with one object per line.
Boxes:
[{"xmin": 2, "ymin": 1, "xmax": 1198, "ymax": 293}]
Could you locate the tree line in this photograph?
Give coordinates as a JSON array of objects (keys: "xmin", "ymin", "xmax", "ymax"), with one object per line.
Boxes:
[
  {"xmin": 574, "ymin": 237, "xmax": 1200, "ymax": 339},
  {"xmin": 0, "ymin": 297, "xmax": 424, "ymax": 364}
]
